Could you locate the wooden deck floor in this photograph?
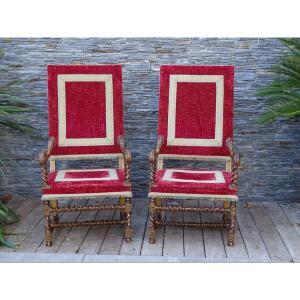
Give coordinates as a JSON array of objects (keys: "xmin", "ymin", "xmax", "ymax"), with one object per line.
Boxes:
[{"xmin": 1, "ymin": 197, "xmax": 300, "ymax": 262}]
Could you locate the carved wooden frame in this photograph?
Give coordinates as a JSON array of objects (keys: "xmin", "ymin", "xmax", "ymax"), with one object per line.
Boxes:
[
  {"xmin": 148, "ymin": 136, "xmax": 240, "ymax": 246},
  {"xmin": 39, "ymin": 136, "xmax": 132, "ymax": 247}
]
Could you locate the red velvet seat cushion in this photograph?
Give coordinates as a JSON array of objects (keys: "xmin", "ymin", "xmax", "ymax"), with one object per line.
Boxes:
[
  {"xmin": 150, "ymin": 169, "xmax": 236, "ymax": 196},
  {"xmin": 42, "ymin": 168, "xmax": 130, "ymax": 195}
]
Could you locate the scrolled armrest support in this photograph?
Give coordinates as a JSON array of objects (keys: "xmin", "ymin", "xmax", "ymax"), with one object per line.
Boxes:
[
  {"xmin": 149, "ymin": 136, "xmax": 164, "ymax": 185},
  {"xmin": 226, "ymin": 138, "xmax": 241, "ymax": 189},
  {"xmin": 38, "ymin": 137, "xmax": 55, "ymax": 188},
  {"xmin": 118, "ymin": 136, "xmax": 132, "ymax": 184}
]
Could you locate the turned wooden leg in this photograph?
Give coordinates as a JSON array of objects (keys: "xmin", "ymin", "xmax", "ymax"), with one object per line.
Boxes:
[
  {"xmin": 149, "ymin": 198, "xmax": 156, "ymax": 244},
  {"xmin": 154, "ymin": 198, "xmax": 162, "ymax": 221},
  {"xmin": 43, "ymin": 201, "xmax": 53, "ymax": 247},
  {"xmin": 223, "ymin": 200, "xmax": 230, "ymax": 224},
  {"xmin": 50, "ymin": 199, "xmax": 59, "ymax": 223},
  {"xmin": 124, "ymin": 198, "xmax": 132, "ymax": 242},
  {"xmin": 119, "ymin": 196, "xmax": 126, "ymax": 221},
  {"xmin": 228, "ymin": 201, "xmax": 237, "ymax": 247}
]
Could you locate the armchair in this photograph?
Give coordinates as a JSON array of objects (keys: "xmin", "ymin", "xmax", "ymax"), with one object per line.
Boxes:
[
  {"xmin": 38, "ymin": 65, "xmax": 133, "ymax": 246},
  {"xmin": 148, "ymin": 65, "xmax": 240, "ymax": 246}
]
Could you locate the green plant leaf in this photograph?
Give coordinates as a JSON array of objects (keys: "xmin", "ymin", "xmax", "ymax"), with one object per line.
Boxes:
[
  {"xmin": 0, "ymin": 227, "xmax": 16, "ymax": 249},
  {"xmin": 257, "ymin": 38, "xmax": 300, "ymax": 124}
]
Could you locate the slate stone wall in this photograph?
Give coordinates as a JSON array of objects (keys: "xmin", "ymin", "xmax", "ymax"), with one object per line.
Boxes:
[{"xmin": 0, "ymin": 38, "xmax": 299, "ymax": 202}]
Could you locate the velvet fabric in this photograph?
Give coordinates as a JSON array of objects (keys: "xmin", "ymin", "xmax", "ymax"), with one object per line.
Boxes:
[
  {"xmin": 48, "ymin": 65, "xmax": 124, "ymax": 156},
  {"xmin": 150, "ymin": 169, "xmax": 236, "ymax": 195},
  {"xmin": 175, "ymin": 82, "xmax": 216, "ymax": 139},
  {"xmin": 158, "ymin": 65, "xmax": 234, "ymax": 156},
  {"xmin": 65, "ymin": 81, "xmax": 107, "ymax": 139},
  {"xmin": 42, "ymin": 168, "xmax": 130, "ymax": 195}
]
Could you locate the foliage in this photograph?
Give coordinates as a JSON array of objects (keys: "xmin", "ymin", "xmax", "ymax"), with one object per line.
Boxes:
[
  {"xmin": 0, "ymin": 195, "xmax": 19, "ymax": 249},
  {"xmin": 0, "ymin": 48, "xmax": 36, "ymax": 136},
  {"xmin": 0, "ymin": 48, "xmax": 36, "ymax": 248},
  {"xmin": 257, "ymin": 38, "xmax": 300, "ymax": 124}
]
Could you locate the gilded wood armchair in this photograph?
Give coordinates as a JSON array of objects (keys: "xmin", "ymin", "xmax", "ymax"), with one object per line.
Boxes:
[
  {"xmin": 148, "ymin": 65, "xmax": 240, "ymax": 246},
  {"xmin": 39, "ymin": 65, "xmax": 132, "ymax": 246}
]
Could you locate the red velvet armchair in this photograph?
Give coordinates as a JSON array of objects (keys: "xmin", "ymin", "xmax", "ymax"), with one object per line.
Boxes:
[
  {"xmin": 39, "ymin": 65, "xmax": 132, "ymax": 246},
  {"xmin": 148, "ymin": 65, "xmax": 240, "ymax": 246}
]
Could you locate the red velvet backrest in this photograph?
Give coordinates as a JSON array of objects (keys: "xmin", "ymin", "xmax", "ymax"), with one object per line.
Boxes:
[
  {"xmin": 158, "ymin": 65, "xmax": 234, "ymax": 156},
  {"xmin": 48, "ymin": 65, "xmax": 124, "ymax": 156}
]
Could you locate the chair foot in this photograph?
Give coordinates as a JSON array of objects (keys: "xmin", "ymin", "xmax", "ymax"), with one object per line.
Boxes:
[
  {"xmin": 149, "ymin": 237, "xmax": 156, "ymax": 244},
  {"xmin": 44, "ymin": 201, "xmax": 53, "ymax": 247},
  {"xmin": 124, "ymin": 198, "xmax": 132, "ymax": 242},
  {"xmin": 227, "ymin": 202, "xmax": 237, "ymax": 247},
  {"xmin": 149, "ymin": 198, "xmax": 157, "ymax": 244},
  {"xmin": 45, "ymin": 233, "xmax": 53, "ymax": 247}
]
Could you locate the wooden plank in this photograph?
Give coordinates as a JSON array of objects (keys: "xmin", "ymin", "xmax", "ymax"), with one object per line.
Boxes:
[
  {"xmin": 0, "ymin": 198, "xmax": 41, "ymax": 253},
  {"xmin": 200, "ymin": 200, "xmax": 226, "ymax": 259},
  {"xmin": 78, "ymin": 199, "xmax": 117, "ymax": 255},
  {"xmin": 237, "ymin": 202, "xmax": 270, "ymax": 260},
  {"xmin": 98, "ymin": 199, "xmax": 126, "ymax": 255},
  {"xmin": 214, "ymin": 201, "xmax": 249, "ymax": 260},
  {"xmin": 6, "ymin": 195, "xmax": 25, "ymax": 212},
  {"xmin": 57, "ymin": 199, "xmax": 101, "ymax": 253},
  {"xmin": 120, "ymin": 199, "xmax": 147, "ymax": 255},
  {"xmin": 9, "ymin": 201, "xmax": 43, "ymax": 235},
  {"xmin": 280, "ymin": 203, "xmax": 300, "ymax": 237},
  {"xmin": 183, "ymin": 200, "xmax": 205, "ymax": 258},
  {"xmin": 163, "ymin": 200, "xmax": 184, "ymax": 257},
  {"xmin": 264, "ymin": 202, "xmax": 300, "ymax": 262},
  {"xmin": 16, "ymin": 218, "xmax": 44, "ymax": 253},
  {"xmin": 37, "ymin": 199, "xmax": 87, "ymax": 253},
  {"xmin": 250, "ymin": 202, "xmax": 292, "ymax": 262},
  {"xmin": 5, "ymin": 198, "xmax": 40, "ymax": 234}
]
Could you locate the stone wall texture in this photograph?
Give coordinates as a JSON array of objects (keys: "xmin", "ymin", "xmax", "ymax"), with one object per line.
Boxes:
[{"xmin": 0, "ymin": 38, "xmax": 299, "ymax": 202}]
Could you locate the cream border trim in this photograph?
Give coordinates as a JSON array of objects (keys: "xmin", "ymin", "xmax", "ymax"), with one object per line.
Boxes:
[
  {"xmin": 57, "ymin": 74, "xmax": 114, "ymax": 147},
  {"xmin": 162, "ymin": 169, "xmax": 225, "ymax": 184},
  {"xmin": 167, "ymin": 74, "xmax": 224, "ymax": 147},
  {"xmin": 158, "ymin": 154, "xmax": 231, "ymax": 161},
  {"xmin": 55, "ymin": 168, "xmax": 118, "ymax": 182},
  {"xmin": 49, "ymin": 154, "xmax": 122, "ymax": 161},
  {"xmin": 41, "ymin": 191, "xmax": 132, "ymax": 201},
  {"xmin": 148, "ymin": 192, "xmax": 238, "ymax": 200}
]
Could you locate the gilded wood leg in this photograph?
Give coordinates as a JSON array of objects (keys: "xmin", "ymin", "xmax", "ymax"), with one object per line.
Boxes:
[
  {"xmin": 154, "ymin": 198, "xmax": 162, "ymax": 221},
  {"xmin": 149, "ymin": 198, "xmax": 156, "ymax": 244},
  {"xmin": 43, "ymin": 201, "xmax": 53, "ymax": 247},
  {"xmin": 50, "ymin": 199, "xmax": 59, "ymax": 223},
  {"xmin": 228, "ymin": 201, "xmax": 237, "ymax": 246},
  {"xmin": 119, "ymin": 196, "xmax": 126, "ymax": 221},
  {"xmin": 124, "ymin": 198, "xmax": 132, "ymax": 242}
]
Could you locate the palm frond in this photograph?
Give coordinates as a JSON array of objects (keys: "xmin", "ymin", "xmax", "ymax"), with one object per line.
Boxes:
[{"xmin": 258, "ymin": 38, "xmax": 300, "ymax": 124}]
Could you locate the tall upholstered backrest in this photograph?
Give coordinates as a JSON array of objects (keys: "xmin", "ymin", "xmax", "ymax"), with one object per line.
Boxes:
[
  {"xmin": 47, "ymin": 65, "xmax": 124, "ymax": 158},
  {"xmin": 158, "ymin": 65, "xmax": 234, "ymax": 157}
]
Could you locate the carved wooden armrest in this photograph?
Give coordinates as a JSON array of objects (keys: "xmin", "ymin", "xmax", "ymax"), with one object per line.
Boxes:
[
  {"xmin": 38, "ymin": 137, "xmax": 55, "ymax": 188},
  {"xmin": 117, "ymin": 136, "xmax": 132, "ymax": 185},
  {"xmin": 226, "ymin": 137, "xmax": 241, "ymax": 189},
  {"xmin": 149, "ymin": 135, "xmax": 164, "ymax": 185}
]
